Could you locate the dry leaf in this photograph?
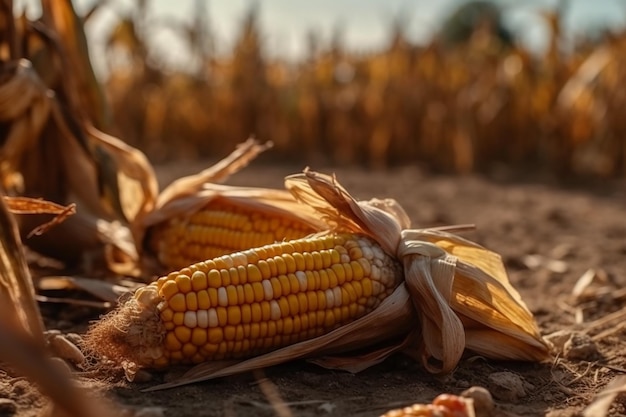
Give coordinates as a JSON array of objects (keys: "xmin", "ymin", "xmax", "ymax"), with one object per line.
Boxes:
[
  {"xmin": 4, "ymin": 196, "xmax": 77, "ymax": 237},
  {"xmin": 133, "ymin": 138, "xmax": 326, "ymax": 273}
]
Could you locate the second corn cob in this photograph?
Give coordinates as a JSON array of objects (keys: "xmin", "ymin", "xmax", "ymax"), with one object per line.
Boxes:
[
  {"xmin": 147, "ymin": 198, "xmax": 316, "ymax": 270},
  {"xmin": 86, "ymin": 233, "xmax": 403, "ymax": 367}
]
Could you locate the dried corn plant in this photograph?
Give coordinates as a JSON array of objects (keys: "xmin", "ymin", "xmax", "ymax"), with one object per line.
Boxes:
[
  {"xmin": 0, "ymin": 193, "xmax": 115, "ymax": 417},
  {"xmin": 0, "ymin": 0, "xmax": 157, "ymax": 269},
  {"xmin": 84, "ymin": 168, "xmax": 549, "ymax": 390},
  {"xmin": 105, "ymin": 2, "xmax": 626, "ymax": 178}
]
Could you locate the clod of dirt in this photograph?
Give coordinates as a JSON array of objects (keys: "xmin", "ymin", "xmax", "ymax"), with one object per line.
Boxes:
[
  {"xmin": 487, "ymin": 372, "xmax": 527, "ymax": 403},
  {"xmin": 461, "ymin": 386, "xmax": 494, "ymax": 416},
  {"xmin": 563, "ymin": 333, "xmax": 598, "ymax": 361},
  {"xmin": 0, "ymin": 398, "xmax": 17, "ymax": 415}
]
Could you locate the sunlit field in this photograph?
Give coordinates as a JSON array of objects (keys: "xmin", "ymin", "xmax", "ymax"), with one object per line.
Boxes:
[{"xmin": 104, "ymin": 2, "xmax": 625, "ymax": 178}]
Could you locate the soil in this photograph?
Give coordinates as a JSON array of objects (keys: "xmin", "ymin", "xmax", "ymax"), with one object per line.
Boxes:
[{"xmin": 3, "ymin": 162, "xmax": 626, "ymax": 417}]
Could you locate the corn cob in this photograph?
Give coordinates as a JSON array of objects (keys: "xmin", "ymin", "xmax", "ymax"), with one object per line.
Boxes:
[
  {"xmin": 88, "ymin": 233, "xmax": 403, "ymax": 367},
  {"xmin": 147, "ymin": 198, "xmax": 316, "ymax": 270},
  {"xmin": 381, "ymin": 394, "xmax": 470, "ymax": 417}
]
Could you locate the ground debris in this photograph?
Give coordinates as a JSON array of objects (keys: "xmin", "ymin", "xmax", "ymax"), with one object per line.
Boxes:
[
  {"xmin": 563, "ymin": 334, "xmax": 599, "ymax": 361},
  {"xmin": 487, "ymin": 372, "xmax": 528, "ymax": 403}
]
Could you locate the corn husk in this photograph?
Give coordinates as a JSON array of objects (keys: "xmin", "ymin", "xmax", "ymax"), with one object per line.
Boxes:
[
  {"xmin": 140, "ymin": 169, "xmax": 548, "ymax": 390},
  {"xmin": 286, "ymin": 170, "xmax": 549, "ymax": 371},
  {"xmin": 0, "ymin": 1, "xmax": 158, "ymax": 269},
  {"xmin": 132, "ymin": 138, "xmax": 328, "ymax": 274}
]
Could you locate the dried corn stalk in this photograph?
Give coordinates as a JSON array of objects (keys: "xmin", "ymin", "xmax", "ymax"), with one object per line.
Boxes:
[
  {"xmin": 86, "ymin": 168, "xmax": 548, "ymax": 390},
  {"xmin": 0, "ymin": 195, "xmax": 45, "ymax": 341},
  {"xmin": 133, "ymin": 138, "xmax": 327, "ymax": 273},
  {"xmin": 0, "ymin": 0, "xmax": 157, "ymax": 269},
  {"xmin": 0, "ymin": 192, "xmax": 115, "ymax": 417}
]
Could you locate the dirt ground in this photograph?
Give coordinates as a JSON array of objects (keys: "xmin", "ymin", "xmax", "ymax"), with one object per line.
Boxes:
[{"xmin": 3, "ymin": 162, "xmax": 626, "ymax": 417}]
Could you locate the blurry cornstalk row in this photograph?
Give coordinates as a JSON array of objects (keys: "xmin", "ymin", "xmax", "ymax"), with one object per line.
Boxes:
[{"xmin": 106, "ymin": 2, "xmax": 626, "ymax": 178}]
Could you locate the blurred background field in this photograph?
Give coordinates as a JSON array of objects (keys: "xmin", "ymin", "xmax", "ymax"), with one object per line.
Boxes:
[{"xmin": 15, "ymin": 0, "xmax": 626, "ymax": 178}]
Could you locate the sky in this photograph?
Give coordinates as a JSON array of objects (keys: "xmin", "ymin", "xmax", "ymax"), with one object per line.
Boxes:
[{"xmin": 13, "ymin": 0, "xmax": 626, "ymax": 78}]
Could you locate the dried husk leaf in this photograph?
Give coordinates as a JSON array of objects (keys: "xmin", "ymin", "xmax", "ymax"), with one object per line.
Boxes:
[
  {"xmin": 133, "ymin": 139, "xmax": 327, "ymax": 272},
  {"xmin": 4, "ymin": 196, "xmax": 76, "ymax": 237}
]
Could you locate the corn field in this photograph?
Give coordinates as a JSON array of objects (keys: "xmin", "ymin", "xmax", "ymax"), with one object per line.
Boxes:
[
  {"xmin": 104, "ymin": 2, "xmax": 626, "ymax": 178},
  {"xmin": 2, "ymin": 2, "xmax": 626, "ymax": 416}
]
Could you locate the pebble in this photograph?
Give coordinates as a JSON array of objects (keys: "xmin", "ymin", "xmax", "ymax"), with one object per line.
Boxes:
[
  {"xmin": 563, "ymin": 333, "xmax": 598, "ymax": 361},
  {"xmin": 487, "ymin": 372, "xmax": 527, "ymax": 402},
  {"xmin": 461, "ymin": 386, "xmax": 494, "ymax": 416},
  {"xmin": 0, "ymin": 398, "xmax": 17, "ymax": 415}
]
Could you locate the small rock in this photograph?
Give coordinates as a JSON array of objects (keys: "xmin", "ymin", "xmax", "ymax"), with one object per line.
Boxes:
[
  {"xmin": 0, "ymin": 398, "xmax": 17, "ymax": 415},
  {"xmin": 487, "ymin": 372, "xmax": 527, "ymax": 402},
  {"xmin": 563, "ymin": 333, "xmax": 598, "ymax": 361},
  {"xmin": 461, "ymin": 386, "xmax": 494, "ymax": 417}
]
